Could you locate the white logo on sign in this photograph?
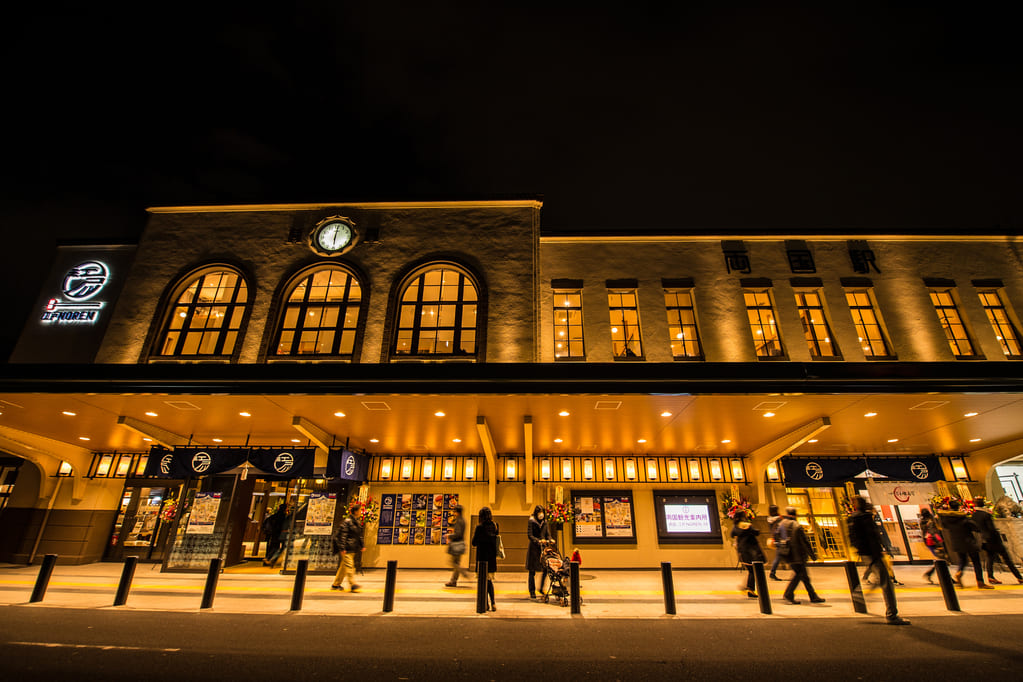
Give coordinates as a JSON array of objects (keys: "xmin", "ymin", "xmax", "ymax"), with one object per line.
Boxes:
[
  {"xmin": 160, "ymin": 453, "xmax": 174, "ymax": 475},
  {"xmin": 910, "ymin": 461, "xmax": 929, "ymax": 479},
  {"xmin": 192, "ymin": 451, "xmax": 212, "ymax": 473},
  {"xmin": 274, "ymin": 452, "xmax": 294, "ymax": 473},
  {"xmin": 62, "ymin": 261, "xmax": 109, "ymax": 300},
  {"xmin": 344, "ymin": 454, "xmax": 356, "ymax": 476},
  {"xmin": 805, "ymin": 461, "xmax": 824, "ymax": 481}
]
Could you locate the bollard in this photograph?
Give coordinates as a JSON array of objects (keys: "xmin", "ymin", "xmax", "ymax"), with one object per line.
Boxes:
[
  {"xmin": 843, "ymin": 560, "xmax": 868, "ymax": 614},
  {"xmin": 113, "ymin": 556, "xmax": 138, "ymax": 606},
  {"xmin": 570, "ymin": 560, "xmax": 581, "ymax": 614},
  {"xmin": 200, "ymin": 557, "xmax": 222, "ymax": 610},
  {"xmin": 660, "ymin": 562, "xmax": 677, "ymax": 615},
  {"xmin": 752, "ymin": 561, "xmax": 772, "ymax": 615},
  {"xmin": 476, "ymin": 560, "xmax": 488, "ymax": 613},
  {"xmin": 934, "ymin": 559, "xmax": 961, "ymax": 612},
  {"xmin": 290, "ymin": 559, "xmax": 308, "ymax": 611},
  {"xmin": 29, "ymin": 553, "xmax": 58, "ymax": 603},
  {"xmin": 382, "ymin": 560, "xmax": 397, "ymax": 613}
]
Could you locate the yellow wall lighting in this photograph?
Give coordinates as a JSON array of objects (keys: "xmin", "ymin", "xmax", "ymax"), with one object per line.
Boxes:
[
  {"xmin": 422, "ymin": 458, "xmax": 434, "ymax": 480},
  {"xmin": 401, "ymin": 458, "xmax": 414, "ymax": 480},
  {"xmin": 58, "ymin": 461, "xmax": 74, "ymax": 477},
  {"xmin": 464, "ymin": 457, "xmax": 476, "ymax": 480},
  {"xmin": 766, "ymin": 461, "xmax": 780, "ymax": 482},
  {"xmin": 688, "ymin": 458, "xmax": 701, "ymax": 481},
  {"xmin": 667, "ymin": 458, "xmax": 680, "ymax": 481},
  {"xmin": 709, "ymin": 458, "xmax": 723, "ymax": 481},
  {"xmin": 443, "ymin": 457, "xmax": 455, "ymax": 480},
  {"xmin": 625, "ymin": 458, "xmax": 637, "ymax": 480},
  {"xmin": 604, "ymin": 458, "xmax": 615, "ymax": 480},
  {"xmin": 380, "ymin": 457, "xmax": 393, "ymax": 480},
  {"xmin": 583, "ymin": 458, "xmax": 594, "ymax": 480},
  {"xmin": 951, "ymin": 457, "xmax": 969, "ymax": 480},
  {"xmin": 96, "ymin": 454, "xmax": 114, "ymax": 477},
  {"xmin": 646, "ymin": 458, "xmax": 658, "ymax": 480},
  {"xmin": 730, "ymin": 458, "xmax": 744, "ymax": 481},
  {"xmin": 562, "ymin": 458, "xmax": 573, "ymax": 480},
  {"xmin": 540, "ymin": 457, "xmax": 552, "ymax": 480},
  {"xmin": 505, "ymin": 457, "xmax": 517, "ymax": 480}
]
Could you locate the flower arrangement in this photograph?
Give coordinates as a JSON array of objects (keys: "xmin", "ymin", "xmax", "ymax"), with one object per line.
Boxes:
[
  {"xmin": 345, "ymin": 496, "xmax": 380, "ymax": 524},
  {"xmin": 929, "ymin": 494, "xmax": 961, "ymax": 511},
  {"xmin": 721, "ymin": 491, "xmax": 754, "ymax": 521},
  {"xmin": 160, "ymin": 499, "xmax": 179, "ymax": 524},
  {"xmin": 545, "ymin": 501, "xmax": 575, "ymax": 524}
]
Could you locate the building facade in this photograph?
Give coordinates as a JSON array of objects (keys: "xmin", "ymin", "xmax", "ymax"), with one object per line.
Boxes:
[{"xmin": 1, "ymin": 200, "xmax": 1022, "ymax": 572}]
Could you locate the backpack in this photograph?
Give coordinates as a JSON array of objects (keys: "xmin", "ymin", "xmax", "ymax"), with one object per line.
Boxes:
[{"xmin": 775, "ymin": 520, "xmax": 792, "ymax": 558}]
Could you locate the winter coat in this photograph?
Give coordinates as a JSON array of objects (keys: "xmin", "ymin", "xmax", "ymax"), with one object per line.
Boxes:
[
  {"xmin": 526, "ymin": 507, "xmax": 553, "ymax": 571},
  {"xmin": 333, "ymin": 515, "xmax": 363, "ymax": 553},
  {"xmin": 847, "ymin": 510, "xmax": 885, "ymax": 559},
  {"xmin": 731, "ymin": 521, "xmax": 766, "ymax": 564},
  {"xmin": 937, "ymin": 510, "xmax": 980, "ymax": 554},
  {"xmin": 778, "ymin": 517, "xmax": 817, "ymax": 564},
  {"xmin": 971, "ymin": 507, "xmax": 1004, "ymax": 551},
  {"xmin": 767, "ymin": 514, "xmax": 783, "ymax": 542},
  {"xmin": 472, "ymin": 519, "xmax": 500, "ymax": 574}
]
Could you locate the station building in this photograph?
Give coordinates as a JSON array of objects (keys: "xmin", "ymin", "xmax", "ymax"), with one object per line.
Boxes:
[{"xmin": 2, "ymin": 200, "xmax": 1022, "ymax": 573}]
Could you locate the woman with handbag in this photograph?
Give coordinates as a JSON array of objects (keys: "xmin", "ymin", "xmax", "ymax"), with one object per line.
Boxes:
[
  {"xmin": 471, "ymin": 506, "xmax": 500, "ymax": 611},
  {"xmin": 444, "ymin": 505, "xmax": 470, "ymax": 587},
  {"xmin": 919, "ymin": 507, "xmax": 947, "ymax": 583},
  {"xmin": 526, "ymin": 505, "xmax": 553, "ymax": 599},
  {"xmin": 731, "ymin": 510, "xmax": 766, "ymax": 598}
]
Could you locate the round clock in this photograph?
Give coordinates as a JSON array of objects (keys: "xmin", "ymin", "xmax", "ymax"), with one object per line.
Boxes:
[{"xmin": 310, "ymin": 216, "xmax": 356, "ymax": 255}]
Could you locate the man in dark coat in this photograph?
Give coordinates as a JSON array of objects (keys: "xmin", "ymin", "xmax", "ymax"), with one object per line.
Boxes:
[
  {"xmin": 779, "ymin": 507, "xmax": 826, "ymax": 605},
  {"xmin": 938, "ymin": 499, "xmax": 991, "ymax": 589},
  {"xmin": 526, "ymin": 505, "xmax": 553, "ymax": 599},
  {"xmin": 262, "ymin": 504, "xmax": 288, "ymax": 567},
  {"xmin": 848, "ymin": 496, "xmax": 909, "ymax": 625},
  {"xmin": 972, "ymin": 497, "xmax": 1023, "ymax": 585},
  {"xmin": 731, "ymin": 511, "xmax": 766, "ymax": 598},
  {"xmin": 331, "ymin": 510, "xmax": 364, "ymax": 592}
]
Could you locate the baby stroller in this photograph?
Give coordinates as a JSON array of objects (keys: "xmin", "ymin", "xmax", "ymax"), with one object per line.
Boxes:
[{"xmin": 539, "ymin": 544, "xmax": 574, "ymax": 606}]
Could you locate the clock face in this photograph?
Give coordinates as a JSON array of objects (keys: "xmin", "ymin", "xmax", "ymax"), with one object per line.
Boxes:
[{"xmin": 313, "ymin": 219, "xmax": 354, "ymax": 254}]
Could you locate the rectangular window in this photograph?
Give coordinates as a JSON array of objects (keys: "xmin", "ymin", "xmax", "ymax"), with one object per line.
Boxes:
[
  {"xmin": 794, "ymin": 291, "xmax": 840, "ymax": 358},
  {"xmin": 553, "ymin": 290, "xmax": 585, "ymax": 359},
  {"xmin": 929, "ymin": 289, "xmax": 976, "ymax": 357},
  {"xmin": 744, "ymin": 290, "xmax": 784, "ymax": 358},
  {"xmin": 608, "ymin": 290, "xmax": 642, "ymax": 358},
  {"xmin": 664, "ymin": 289, "xmax": 703, "ymax": 359},
  {"xmin": 978, "ymin": 289, "xmax": 1023, "ymax": 357},
  {"xmin": 845, "ymin": 290, "xmax": 893, "ymax": 359}
]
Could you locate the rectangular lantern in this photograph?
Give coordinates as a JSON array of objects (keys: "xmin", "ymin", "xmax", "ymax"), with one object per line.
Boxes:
[
  {"xmin": 646, "ymin": 458, "xmax": 658, "ymax": 480},
  {"xmin": 604, "ymin": 458, "xmax": 615, "ymax": 480},
  {"xmin": 540, "ymin": 458, "xmax": 552, "ymax": 480},
  {"xmin": 442, "ymin": 457, "xmax": 455, "ymax": 480},
  {"xmin": 709, "ymin": 458, "xmax": 723, "ymax": 481},
  {"xmin": 688, "ymin": 458, "xmax": 701, "ymax": 481},
  {"xmin": 561, "ymin": 458, "xmax": 573, "ymax": 480},
  {"xmin": 667, "ymin": 458, "xmax": 680, "ymax": 481},
  {"xmin": 505, "ymin": 457, "xmax": 517, "ymax": 480},
  {"xmin": 422, "ymin": 458, "xmax": 434, "ymax": 480},
  {"xmin": 401, "ymin": 458, "xmax": 414, "ymax": 480},
  {"xmin": 730, "ymin": 458, "xmax": 744, "ymax": 481},
  {"xmin": 625, "ymin": 458, "xmax": 637, "ymax": 480},
  {"xmin": 583, "ymin": 458, "xmax": 594, "ymax": 480},
  {"xmin": 464, "ymin": 457, "xmax": 476, "ymax": 480},
  {"xmin": 380, "ymin": 457, "xmax": 393, "ymax": 480},
  {"xmin": 766, "ymin": 461, "xmax": 780, "ymax": 482}
]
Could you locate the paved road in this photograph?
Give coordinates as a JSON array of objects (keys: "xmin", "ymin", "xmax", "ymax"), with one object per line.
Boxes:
[{"xmin": 3, "ymin": 607, "xmax": 1022, "ymax": 681}]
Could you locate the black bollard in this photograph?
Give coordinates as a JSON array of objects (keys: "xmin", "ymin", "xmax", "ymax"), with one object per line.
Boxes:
[
  {"xmin": 570, "ymin": 560, "xmax": 581, "ymax": 614},
  {"xmin": 476, "ymin": 560, "xmax": 488, "ymax": 613},
  {"xmin": 382, "ymin": 560, "xmax": 397, "ymax": 613},
  {"xmin": 843, "ymin": 560, "xmax": 868, "ymax": 614},
  {"xmin": 660, "ymin": 562, "xmax": 677, "ymax": 615},
  {"xmin": 200, "ymin": 557, "xmax": 222, "ymax": 610},
  {"xmin": 934, "ymin": 559, "xmax": 961, "ymax": 612},
  {"xmin": 29, "ymin": 553, "xmax": 58, "ymax": 603},
  {"xmin": 113, "ymin": 556, "xmax": 138, "ymax": 606},
  {"xmin": 290, "ymin": 559, "xmax": 308, "ymax": 611},
  {"xmin": 752, "ymin": 561, "xmax": 772, "ymax": 615}
]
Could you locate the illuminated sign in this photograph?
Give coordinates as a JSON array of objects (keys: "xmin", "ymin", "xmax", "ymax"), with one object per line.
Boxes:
[{"xmin": 40, "ymin": 261, "xmax": 110, "ymax": 324}]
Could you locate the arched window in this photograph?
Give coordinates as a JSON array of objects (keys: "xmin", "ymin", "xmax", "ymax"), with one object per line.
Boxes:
[
  {"xmin": 153, "ymin": 267, "xmax": 249, "ymax": 359},
  {"xmin": 272, "ymin": 266, "xmax": 363, "ymax": 358},
  {"xmin": 394, "ymin": 265, "xmax": 479, "ymax": 358}
]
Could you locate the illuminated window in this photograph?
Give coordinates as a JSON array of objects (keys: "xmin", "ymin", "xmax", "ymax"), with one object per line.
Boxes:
[
  {"xmin": 929, "ymin": 289, "xmax": 976, "ymax": 358},
  {"xmin": 154, "ymin": 268, "xmax": 249, "ymax": 359},
  {"xmin": 553, "ymin": 290, "xmax": 585, "ymax": 359},
  {"xmin": 978, "ymin": 289, "xmax": 1022, "ymax": 358},
  {"xmin": 664, "ymin": 289, "xmax": 702, "ymax": 359},
  {"xmin": 273, "ymin": 266, "xmax": 362, "ymax": 358},
  {"xmin": 845, "ymin": 289, "xmax": 893, "ymax": 358},
  {"xmin": 608, "ymin": 290, "xmax": 642, "ymax": 359},
  {"xmin": 794, "ymin": 291, "xmax": 840, "ymax": 358},
  {"xmin": 744, "ymin": 290, "xmax": 784, "ymax": 358},
  {"xmin": 394, "ymin": 265, "xmax": 479, "ymax": 359}
]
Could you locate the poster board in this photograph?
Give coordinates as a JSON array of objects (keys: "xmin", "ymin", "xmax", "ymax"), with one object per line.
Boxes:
[
  {"xmin": 375, "ymin": 492, "xmax": 458, "ymax": 546},
  {"xmin": 571, "ymin": 491, "xmax": 636, "ymax": 544},
  {"xmin": 185, "ymin": 492, "xmax": 221, "ymax": 535},
  {"xmin": 304, "ymin": 492, "xmax": 338, "ymax": 535}
]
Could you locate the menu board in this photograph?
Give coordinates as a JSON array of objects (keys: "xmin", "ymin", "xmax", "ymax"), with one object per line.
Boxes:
[
  {"xmin": 376, "ymin": 493, "xmax": 458, "ymax": 546},
  {"xmin": 571, "ymin": 491, "xmax": 636, "ymax": 544}
]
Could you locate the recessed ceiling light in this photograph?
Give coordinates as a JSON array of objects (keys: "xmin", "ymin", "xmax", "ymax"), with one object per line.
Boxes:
[
  {"xmin": 721, "ymin": 439, "xmax": 731, "ymax": 444},
  {"xmin": 864, "ymin": 412, "xmax": 877, "ymax": 417},
  {"xmin": 807, "ymin": 439, "xmax": 819, "ymax": 443},
  {"xmin": 661, "ymin": 411, "xmax": 672, "ymax": 417},
  {"xmin": 78, "ymin": 436, "xmax": 90, "ymax": 441},
  {"xmin": 239, "ymin": 412, "xmax": 251, "ymax": 417},
  {"xmin": 637, "ymin": 439, "xmax": 647, "ymax": 443},
  {"xmin": 887, "ymin": 438, "xmax": 899, "ymax": 443},
  {"xmin": 964, "ymin": 412, "xmax": 978, "ymax": 417},
  {"xmin": 291, "ymin": 439, "xmax": 301, "ymax": 443},
  {"xmin": 334, "ymin": 411, "xmax": 346, "ymax": 417},
  {"xmin": 554, "ymin": 438, "xmax": 563, "ymax": 443},
  {"xmin": 145, "ymin": 411, "xmax": 158, "ymax": 417},
  {"xmin": 62, "ymin": 411, "xmax": 76, "ymax": 416},
  {"xmin": 763, "ymin": 412, "xmax": 775, "ymax": 418},
  {"xmin": 142, "ymin": 437, "xmax": 152, "ymax": 442},
  {"xmin": 435, "ymin": 411, "xmax": 446, "ymax": 417},
  {"xmin": 369, "ymin": 438, "xmax": 379, "ymax": 443},
  {"xmin": 559, "ymin": 411, "xmax": 570, "ymax": 417},
  {"xmin": 453, "ymin": 438, "xmax": 462, "ymax": 443},
  {"xmin": 970, "ymin": 438, "xmax": 982, "ymax": 443},
  {"xmin": 212, "ymin": 438, "xmax": 223, "ymax": 443}
]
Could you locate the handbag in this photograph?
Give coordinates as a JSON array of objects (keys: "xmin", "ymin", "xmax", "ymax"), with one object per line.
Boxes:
[
  {"xmin": 496, "ymin": 534, "xmax": 506, "ymax": 559},
  {"xmin": 924, "ymin": 531, "xmax": 942, "ymax": 548},
  {"xmin": 775, "ymin": 522, "xmax": 792, "ymax": 558},
  {"xmin": 448, "ymin": 540, "xmax": 466, "ymax": 555}
]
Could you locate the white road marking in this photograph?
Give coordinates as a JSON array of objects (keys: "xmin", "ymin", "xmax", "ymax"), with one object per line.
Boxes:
[{"xmin": 9, "ymin": 641, "xmax": 181, "ymax": 652}]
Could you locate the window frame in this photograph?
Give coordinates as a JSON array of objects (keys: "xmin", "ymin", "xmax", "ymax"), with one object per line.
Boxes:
[
  {"xmin": 269, "ymin": 264, "xmax": 364, "ymax": 361},
  {"xmin": 150, "ymin": 266, "xmax": 250, "ymax": 362},
  {"xmin": 793, "ymin": 289, "xmax": 842, "ymax": 360},
  {"xmin": 844, "ymin": 288, "xmax": 895, "ymax": 360},
  {"xmin": 607, "ymin": 288, "xmax": 643, "ymax": 360},
  {"xmin": 743, "ymin": 288, "xmax": 786, "ymax": 359},
  {"xmin": 391, "ymin": 263, "xmax": 481, "ymax": 361},
  {"xmin": 977, "ymin": 288, "xmax": 1023, "ymax": 358},
  {"xmin": 664, "ymin": 288, "xmax": 703, "ymax": 360},
  {"xmin": 929, "ymin": 288, "xmax": 977, "ymax": 359},
  {"xmin": 553, "ymin": 289, "xmax": 585, "ymax": 361}
]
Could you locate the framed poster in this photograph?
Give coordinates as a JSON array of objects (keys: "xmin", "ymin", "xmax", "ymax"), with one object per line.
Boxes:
[
  {"xmin": 571, "ymin": 491, "xmax": 637, "ymax": 544},
  {"xmin": 304, "ymin": 492, "xmax": 337, "ymax": 535},
  {"xmin": 185, "ymin": 492, "xmax": 221, "ymax": 535},
  {"xmin": 652, "ymin": 489, "xmax": 724, "ymax": 544}
]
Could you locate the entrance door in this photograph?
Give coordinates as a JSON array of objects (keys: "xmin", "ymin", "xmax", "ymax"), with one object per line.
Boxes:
[{"xmin": 106, "ymin": 483, "xmax": 182, "ymax": 562}]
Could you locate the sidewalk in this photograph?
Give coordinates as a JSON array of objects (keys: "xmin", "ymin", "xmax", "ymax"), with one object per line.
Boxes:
[{"xmin": 2, "ymin": 561, "xmax": 1021, "ymax": 619}]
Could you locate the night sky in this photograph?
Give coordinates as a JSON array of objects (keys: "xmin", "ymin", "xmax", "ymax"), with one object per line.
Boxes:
[{"xmin": 2, "ymin": 3, "xmax": 1020, "ymax": 357}]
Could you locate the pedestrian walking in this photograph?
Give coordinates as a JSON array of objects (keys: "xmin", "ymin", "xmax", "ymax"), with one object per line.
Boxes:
[
  {"xmin": 471, "ymin": 506, "xmax": 500, "ymax": 611},
  {"xmin": 778, "ymin": 507, "xmax": 826, "ymax": 605},
  {"xmin": 262, "ymin": 503, "xmax": 289, "ymax": 567},
  {"xmin": 731, "ymin": 509, "xmax": 766, "ymax": 598},
  {"xmin": 938, "ymin": 499, "xmax": 991, "ymax": 589},
  {"xmin": 847, "ymin": 496, "xmax": 910, "ymax": 625},
  {"xmin": 444, "ymin": 504, "xmax": 471, "ymax": 587},
  {"xmin": 766, "ymin": 504, "xmax": 785, "ymax": 581},
  {"xmin": 526, "ymin": 504, "xmax": 553, "ymax": 599},
  {"xmin": 331, "ymin": 508, "xmax": 364, "ymax": 592},
  {"xmin": 919, "ymin": 507, "xmax": 948, "ymax": 583},
  {"xmin": 971, "ymin": 496, "xmax": 1023, "ymax": 585}
]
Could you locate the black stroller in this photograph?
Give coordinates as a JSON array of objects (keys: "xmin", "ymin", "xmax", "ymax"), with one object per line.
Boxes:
[{"xmin": 539, "ymin": 543, "xmax": 573, "ymax": 606}]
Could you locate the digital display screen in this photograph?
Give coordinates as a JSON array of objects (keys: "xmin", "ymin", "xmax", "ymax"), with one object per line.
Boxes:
[
  {"xmin": 663, "ymin": 504, "xmax": 713, "ymax": 533},
  {"xmin": 653, "ymin": 490, "xmax": 723, "ymax": 544}
]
